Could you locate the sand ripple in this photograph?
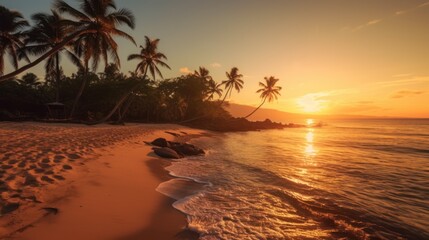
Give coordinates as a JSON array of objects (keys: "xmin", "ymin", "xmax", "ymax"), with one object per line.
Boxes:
[{"xmin": 0, "ymin": 122, "xmax": 152, "ymax": 215}]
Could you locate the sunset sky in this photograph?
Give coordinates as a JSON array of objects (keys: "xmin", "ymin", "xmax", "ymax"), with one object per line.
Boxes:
[{"xmin": 2, "ymin": 0, "xmax": 429, "ymax": 118}]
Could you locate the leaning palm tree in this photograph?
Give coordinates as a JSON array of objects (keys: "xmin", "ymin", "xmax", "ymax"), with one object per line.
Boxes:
[
  {"xmin": 53, "ymin": 0, "xmax": 136, "ymax": 118},
  {"xmin": 89, "ymin": 36, "xmax": 170, "ymax": 124},
  {"xmin": 243, "ymin": 76, "xmax": 282, "ymax": 119},
  {"xmin": 24, "ymin": 10, "xmax": 82, "ymax": 102},
  {"xmin": 219, "ymin": 67, "xmax": 244, "ymax": 104},
  {"xmin": 206, "ymin": 79, "xmax": 223, "ymax": 101},
  {"xmin": 0, "ymin": 6, "xmax": 29, "ymax": 76}
]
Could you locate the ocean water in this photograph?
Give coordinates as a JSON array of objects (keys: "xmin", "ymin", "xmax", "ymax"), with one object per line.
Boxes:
[{"xmin": 157, "ymin": 119, "xmax": 429, "ymax": 240}]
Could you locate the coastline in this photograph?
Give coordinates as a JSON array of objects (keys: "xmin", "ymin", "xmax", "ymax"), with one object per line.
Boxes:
[{"xmin": 0, "ymin": 122, "xmax": 204, "ymax": 240}]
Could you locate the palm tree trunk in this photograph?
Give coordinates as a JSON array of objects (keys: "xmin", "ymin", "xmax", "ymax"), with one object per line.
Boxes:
[
  {"xmin": 86, "ymin": 67, "xmax": 149, "ymax": 125},
  {"xmin": 85, "ymin": 83, "xmax": 141, "ymax": 125},
  {"xmin": 117, "ymin": 94, "xmax": 135, "ymax": 122},
  {"xmin": 243, "ymin": 98, "xmax": 266, "ymax": 119},
  {"xmin": 218, "ymin": 86, "xmax": 231, "ymax": 106},
  {"xmin": 69, "ymin": 69, "xmax": 88, "ymax": 119},
  {"xmin": 55, "ymin": 52, "xmax": 60, "ymax": 103},
  {"xmin": 0, "ymin": 29, "xmax": 94, "ymax": 83}
]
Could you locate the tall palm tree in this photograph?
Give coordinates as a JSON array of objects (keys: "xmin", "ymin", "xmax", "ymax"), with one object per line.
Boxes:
[
  {"xmin": 0, "ymin": 6, "xmax": 29, "ymax": 76},
  {"xmin": 53, "ymin": 0, "xmax": 136, "ymax": 118},
  {"xmin": 90, "ymin": 36, "xmax": 170, "ymax": 124},
  {"xmin": 220, "ymin": 67, "xmax": 244, "ymax": 104},
  {"xmin": 206, "ymin": 79, "xmax": 223, "ymax": 101},
  {"xmin": 24, "ymin": 10, "xmax": 82, "ymax": 102},
  {"xmin": 243, "ymin": 76, "xmax": 282, "ymax": 119}
]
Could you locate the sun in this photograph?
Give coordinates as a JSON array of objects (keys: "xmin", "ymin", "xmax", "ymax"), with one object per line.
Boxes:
[
  {"xmin": 296, "ymin": 94, "xmax": 327, "ymax": 113},
  {"xmin": 306, "ymin": 119, "xmax": 314, "ymax": 126}
]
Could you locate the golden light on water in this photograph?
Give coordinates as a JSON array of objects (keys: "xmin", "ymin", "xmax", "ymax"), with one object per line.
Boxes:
[
  {"xmin": 305, "ymin": 144, "xmax": 317, "ymax": 156},
  {"xmin": 306, "ymin": 131, "xmax": 314, "ymax": 143},
  {"xmin": 304, "ymin": 128, "xmax": 317, "ymax": 157}
]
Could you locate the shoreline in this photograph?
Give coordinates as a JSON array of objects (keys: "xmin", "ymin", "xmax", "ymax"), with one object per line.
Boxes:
[{"xmin": 0, "ymin": 122, "xmax": 205, "ymax": 240}]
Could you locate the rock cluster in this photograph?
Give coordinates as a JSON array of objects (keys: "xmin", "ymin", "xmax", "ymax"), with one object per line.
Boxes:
[{"xmin": 150, "ymin": 138, "xmax": 205, "ymax": 159}]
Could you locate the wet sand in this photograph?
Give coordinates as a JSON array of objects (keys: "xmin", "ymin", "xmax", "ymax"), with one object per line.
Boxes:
[{"xmin": 0, "ymin": 122, "xmax": 203, "ymax": 240}]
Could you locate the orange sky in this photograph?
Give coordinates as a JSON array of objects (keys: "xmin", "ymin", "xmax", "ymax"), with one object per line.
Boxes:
[{"xmin": 3, "ymin": 0, "xmax": 429, "ymax": 118}]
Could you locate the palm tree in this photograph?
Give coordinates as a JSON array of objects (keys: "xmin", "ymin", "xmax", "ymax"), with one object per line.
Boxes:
[
  {"xmin": 0, "ymin": 1, "xmax": 133, "ymax": 82},
  {"xmin": 206, "ymin": 79, "xmax": 223, "ymax": 100},
  {"xmin": 220, "ymin": 67, "xmax": 244, "ymax": 104},
  {"xmin": 53, "ymin": 0, "xmax": 136, "ymax": 118},
  {"xmin": 243, "ymin": 76, "xmax": 282, "ymax": 119},
  {"xmin": 128, "ymin": 36, "xmax": 170, "ymax": 80},
  {"xmin": 0, "ymin": 6, "xmax": 29, "ymax": 76},
  {"xmin": 17, "ymin": 72, "xmax": 41, "ymax": 88},
  {"xmin": 90, "ymin": 36, "xmax": 170, "ymax": 124},
  {"xmin": 194, "ymin": 66, "xmax": 212, "ymax": 82},
  {"xmin": 24, "ymin": 10, "xmax": 82, "ymax": 102}
]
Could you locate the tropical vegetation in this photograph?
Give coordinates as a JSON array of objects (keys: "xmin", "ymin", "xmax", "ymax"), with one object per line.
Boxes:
[{"xmin": 0, "ymin": 1, "xmax": 282, "ymax": 130}]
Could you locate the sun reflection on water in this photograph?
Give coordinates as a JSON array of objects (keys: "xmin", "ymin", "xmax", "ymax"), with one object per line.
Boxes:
[
  {"xmin": 306, "ymin": 131, "xmax": 314, "ymax": 143},
  {"xmin": 304, "ymin": 128, "xmax": 317, "ymax": 157}
]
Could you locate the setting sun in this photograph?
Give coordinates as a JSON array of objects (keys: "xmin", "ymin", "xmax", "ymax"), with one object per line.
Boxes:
[
  {"xmin": 306, "ymin": 119, "xmax": 314, "ymax": 126},
  {"xmin": 296, "ymin": 94, "xmax": 327, "ymax": 113}
]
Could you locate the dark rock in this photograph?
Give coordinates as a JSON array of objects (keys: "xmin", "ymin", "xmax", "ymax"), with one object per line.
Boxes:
[
  {"xmin": 151, "ymin": 138, "xmax": 169, "ymax": 147},
  {"xmin": 1, "ymin": 202, "xmax": 20, "ymax": 215},
  {"xmin": 153, "ymin": 147, "xmax": 183, "ymax": 159},
  {"xmin": 170, "ymin": 143, "xmax": 205, "ymax": 156},
  {"xmin": 182, "ymin": 116, "xmax": 302, "ymax": 132}
]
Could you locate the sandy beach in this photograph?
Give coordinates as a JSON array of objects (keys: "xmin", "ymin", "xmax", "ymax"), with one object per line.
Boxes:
[{"xmin": 0, "ymin": 122, "xmax": 204, "ymax": 240}]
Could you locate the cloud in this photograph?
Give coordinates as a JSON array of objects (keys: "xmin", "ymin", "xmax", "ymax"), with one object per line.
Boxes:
[
  {"xmin": 395, "ymin": 10, "xmax": 407, "ymax": 15},
  {"xmin": 179, "ymin": 67, "xmax": 192, "ymax": 74},
  {"xmin": 346, "ymin": 1, "xmax": 429, "ymax": 32},
  {"xmin": 392, "ymin": 73, "xmax": 412, "ymax": 78},
  {"xmin": 419, "ymin": 1, "xmax": 429, "ymax": 8},
  {"xmin": 344, "ymin": 19, "xmax": 382, "ymax": 32},
  {"xmin": 391, "ymin": 90, "xmax": 425, "ymax": 99},
  {"xmin": 332, "ymin": 101, "xmax": 385, "ymax": 114},
  {"xmin": 367, "ymin": 19, "xmax": 382, "ymax": 25},
  {"xmin": 210, "ymin": 62, "xmax": 222, "ymax": 68},
  {"xmin": 396, "ymin": 1, "xmax": 429, "ymax": 15},
  {"xmin": 374, "ymin": 76, "xmax": 429, "ymax": 87}
]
